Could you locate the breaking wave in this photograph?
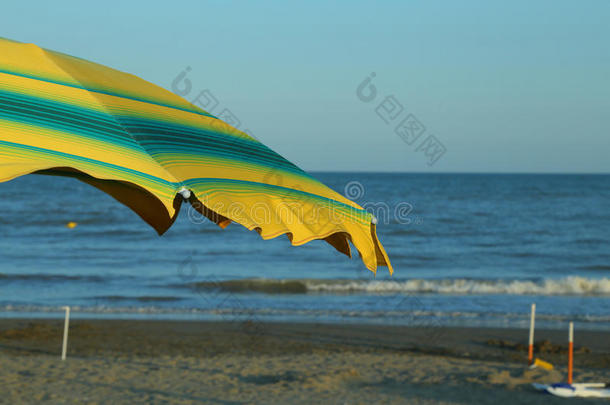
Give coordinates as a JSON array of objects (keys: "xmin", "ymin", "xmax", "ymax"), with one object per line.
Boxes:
[{"xmin": 188, "ymin": 276, "xmax": 610, "ymax": 296}]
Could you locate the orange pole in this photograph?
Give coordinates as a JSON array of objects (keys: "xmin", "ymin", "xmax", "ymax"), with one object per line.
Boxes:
[
  {"xmin": 568, "ymin": 322, "xmax": 574, "ymax": 385},
  {"xmin": 528, "ymin": 303, "xmax": 535, "ymax": 365}
]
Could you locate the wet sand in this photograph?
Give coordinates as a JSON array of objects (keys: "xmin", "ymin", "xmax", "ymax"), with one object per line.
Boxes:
[{"xmin": 0, "ymin": 319, "xmax": 608, "ymax": 404}]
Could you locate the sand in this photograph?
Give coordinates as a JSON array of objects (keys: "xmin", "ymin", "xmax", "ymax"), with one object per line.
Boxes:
[{"xmin": 0, "ymin": 319, "xmax": 608, "ymax": 404}]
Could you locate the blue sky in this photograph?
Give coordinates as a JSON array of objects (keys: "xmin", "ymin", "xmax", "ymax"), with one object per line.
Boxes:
[{"xmin": 2, "ymin": 0, "xmax": 609, "ymax": 172}]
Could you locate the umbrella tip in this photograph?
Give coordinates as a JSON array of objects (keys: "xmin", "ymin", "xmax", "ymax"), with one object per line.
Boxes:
[
  {"xmin": 178, "ymin": 187, "xmax": 191, "ymax": 200},
  {"xmin": 371, "ymin": 215, "xmax": 378, "ymax": 225}
]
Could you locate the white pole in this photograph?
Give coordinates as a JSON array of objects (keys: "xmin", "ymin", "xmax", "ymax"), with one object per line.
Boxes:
[
  {"xmin": 61, "ymin": 306, "xmax": 70, "ymax": 361},
  {"xmin": 528, "ymin": 303, "xmax": 536, "ymax": 364}
]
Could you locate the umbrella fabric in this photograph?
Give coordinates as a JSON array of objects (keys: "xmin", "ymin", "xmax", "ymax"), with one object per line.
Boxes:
[{"xmin": 0, "ymin": 38, "xmax": 392, "ymax": 274}]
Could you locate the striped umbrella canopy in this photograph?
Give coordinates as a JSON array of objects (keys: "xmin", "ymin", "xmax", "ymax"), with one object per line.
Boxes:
[{"xmin": 0, "ymin": 38, "xmax": 392, "ymax": 274}]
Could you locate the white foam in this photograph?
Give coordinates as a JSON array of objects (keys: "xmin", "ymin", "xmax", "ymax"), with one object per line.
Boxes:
[{"xmin": 305, "ymin": 276, "xmax": 610, "ymax": 296}]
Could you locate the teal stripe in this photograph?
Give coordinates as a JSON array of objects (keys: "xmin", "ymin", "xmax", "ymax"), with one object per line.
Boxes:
[
  {"xmin": 0, "ymin": 88, "xmax": 304, "ymax": 174},
  {"xmin": 0, "ymin": 88, "xmax": 124, "ymax": 129},
  {"xmin": 0, "ymin": 89, "xmax": 144, "ymax": 153}
]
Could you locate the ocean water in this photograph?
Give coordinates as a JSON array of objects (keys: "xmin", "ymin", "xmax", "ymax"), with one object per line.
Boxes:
[{"xmin": 0, "ymin": 173, "xmax": 609, "ymax": 330}]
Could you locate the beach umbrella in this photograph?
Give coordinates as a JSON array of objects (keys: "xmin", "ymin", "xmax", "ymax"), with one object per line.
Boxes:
[{"xmin": 0, "ymin": 38, "xmax": 392, "ymax": 274}]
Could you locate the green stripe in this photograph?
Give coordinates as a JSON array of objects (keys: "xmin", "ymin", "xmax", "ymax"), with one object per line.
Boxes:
[
  {"xmin": 0, "ymin": 90, "xmax": 144, "ymax": 152},
  {"xmin": 0, "ymin": 89, "xmax": 306, "ymax": 174}
]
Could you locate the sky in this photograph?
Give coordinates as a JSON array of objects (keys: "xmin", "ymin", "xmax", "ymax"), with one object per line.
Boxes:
[{"xmin": 1, "ymin": 0, "xmax": 609, "ymax": 173}]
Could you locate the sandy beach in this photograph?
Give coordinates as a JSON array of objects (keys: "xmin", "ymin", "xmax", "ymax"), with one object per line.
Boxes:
[
  {"xmin": 2, "ymin": 1, "xmax": 609, "ymax": 404},
  {"xmin": 0, "ymin": 319, "xmax": 608, "ymax": 404}
]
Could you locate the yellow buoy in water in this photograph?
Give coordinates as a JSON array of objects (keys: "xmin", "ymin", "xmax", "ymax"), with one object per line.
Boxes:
[{"xmin": 65, "ymin": 222, "xmax": 78, "ymax": 229}]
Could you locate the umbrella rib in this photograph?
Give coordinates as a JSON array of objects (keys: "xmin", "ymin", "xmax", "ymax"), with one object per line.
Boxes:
[{"xmin": 39, "ymin": 47, "xmax": 182, "ymax": 195}]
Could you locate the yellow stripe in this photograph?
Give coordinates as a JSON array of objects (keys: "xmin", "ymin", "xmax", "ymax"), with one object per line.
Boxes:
[{"xmin": 0, "ymin": 119, "xmax": 176, "ymax": 182}]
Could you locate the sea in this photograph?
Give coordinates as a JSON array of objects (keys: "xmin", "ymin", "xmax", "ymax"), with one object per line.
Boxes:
[{"xmin": 0, "ymin": 173, "xmax": 609, "ymax": 330}]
